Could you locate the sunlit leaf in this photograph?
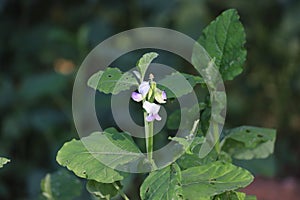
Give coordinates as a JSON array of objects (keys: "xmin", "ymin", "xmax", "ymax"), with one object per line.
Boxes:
[
  {"xmin": 140, "ymin": 163, "xmax": 182, "ymax": 200},
  {"xmin": 86, "ymin": 180, "xmax": 120, "ymax": 200},
  {"xmin": 181, "ymin": 161, "xmax": 253, "ymax": 199},
  {"xmin": 88, "ymin": 68, "xmax": 138, "ymax": 94},
  {"xmin": 221, "ymin": 126, "xmax": 276, "ymax": 160},
  {"xmin": 56, "ymin": 128, "xmax": 147, "ymax": 183},
  {"xmin": 196, "ymin": 9, "xmax": 246, "ymax": 80},
  {"xmin": 137, "ymin": 52, "xmax": 158, "ymax": 81}
]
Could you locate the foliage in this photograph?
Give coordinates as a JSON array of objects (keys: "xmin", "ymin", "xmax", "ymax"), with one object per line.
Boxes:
[
  {"xmin": 87, "ymin": 68, "xmax": 138, "ymax": 95},
  {"xmin": 0, "ymin": 157, "xmax": 10, "ymax": 169},
  {"xmin": 140, "ymin": 163, "xmax": 182, "ymax": 200},
  {"xmin": 53, "ymin": 9, "xmax": 276, "ymax": 200},
  {"xmin": 222, "ymin": 126, "xmax": 276, "ymax": 160},
  {"xmin": 40, "ymin": 169, "xmax": 82, "ymax": 200},
  {"xmin": 197, "ymin": 9, "xmax": 246, "ymax": 80},
  {"xmin": 1, "ymin": 0, "xmax": 297, "ymax": 199},
  {"xmin": 181, "ymin": 162, "xmax": 253, "ymax": 199},
  {"xmin": 86, "ymin": 180, "xmax": 121, "ymax": 200}
]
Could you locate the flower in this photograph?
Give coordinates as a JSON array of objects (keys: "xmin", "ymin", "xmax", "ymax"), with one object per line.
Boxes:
[
  {"xmin": 154, "ymin": 88, "xmax": 167, "ymax": 104},
  {"xmin": 131, "ymin": 81, "xmax": 150, "ymax": 102},
  {"xmin": 131, "ymin": 72, "xmax": 167, "ymax": 122},
  {"xmin": 143, "ymin": 101, "xmax": 161, "ymax": 122}
]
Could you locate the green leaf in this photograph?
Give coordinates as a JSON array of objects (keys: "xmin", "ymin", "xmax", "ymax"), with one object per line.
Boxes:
[
  {"xmin": 221, "ymin": 126, "xmax": 276, "ymax": 160},
  {"xmin": 158, "ymin": 72, "xmax": 204, "ymax": 99},
  {"xmin": 40, "ymin": 169, "xmax": 82, "ymax": 200},
  {"xmin": 56, "ymin": 128, "xmax": 147, "ymax": 183},
  {"xmin": 0, "ymin": 157, "xmax": 10, "ymax": 168},
  {"xmin": 177, "ymin": 149, "xmax": 232, "ymax": 170},
  {"xmin": 168, "ymin": 119, "xmax": 200, "ymax": 155},
  {"xmin": 87, "ymin": 67, "xmax": 138, "ymax": 94},
  {"xmin": 86, "ymin": 180, "xmax": 120, "ymax": 200},
  {"xmin": 137, "ymin": 52, "xmax": 158, "ymax": 81},
  {"xmin": 214, "ymin": 191, "xmax": 247, "ymax": 200},
  {"xmin": 197, "ymin": 9, "xmax": 246, "ymax": 80},
  {"xmin": 140, "ymin": 163, "xmax": 182, "ymax": 200},
  {"xmin": 181, "ymin": 161, "xmax": 253, "ymax": 199},
  {"xmin": 170, "ymin": 136, "xmax": 205, "ymax": 155},
  {"xmin": 167, "ymin": 103, "xmax": 205, "ymax": 130}
]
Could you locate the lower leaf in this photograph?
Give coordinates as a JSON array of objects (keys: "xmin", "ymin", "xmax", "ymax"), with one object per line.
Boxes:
[
  {"xmin": 40, "ymin": 169, "xmax": 82, "ymax": 200},
  {"xmin": 86, "ymin": 180, "xmax": 120, "ymax": 200},
  {"xmin": 140, "ymin": 163, "xmax": 182, "ymax": 200},
  {"xmin": 181, "ymin": 161, "xmax": 254, "ymax": 199}
]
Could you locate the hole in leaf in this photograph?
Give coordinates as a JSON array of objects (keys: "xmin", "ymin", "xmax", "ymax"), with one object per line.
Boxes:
[
  {"xmin": 246, "ymin": 129, "xmax": 250, "ymax": 133},
  {"xmin": 257, "ymin": 134, "xmax": 263, "ymax": 138},
  {"xmin": 107, "ymin": 74, "xmax": 112, "ymax": 78}
]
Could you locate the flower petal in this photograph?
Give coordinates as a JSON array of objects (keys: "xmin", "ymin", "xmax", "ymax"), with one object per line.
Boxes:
[
  {"xmin": 142, "ymin": 101, "xmax": 152, "ymax": 113},
  {"xmin": 131, "ymin": 92, "xmax": 143, "ymax": 102},
  {"xmin": 151, "ymin": 103, "xmax": 161, "ymax": 114},
  {"xmin": 143, "ymin": 101, "xmax": 160, "ymax": 114},
  {"xmin": 162, "ymin": 91, "xmax": 167, "ymax": 100},
  {"xmin": 153, "ymin": 113, "xmax": 161, "ymax": 121},
  {"xmin": 146, "ymin": 114, "xmax": 155, "ymax": 122},
  {"xmin": 138, "ymin": 81, "xmax": 150, "ymax": 97},
  {"xmin": 154, "ymin": 89, "xmax": 167, "ymax": 104}
]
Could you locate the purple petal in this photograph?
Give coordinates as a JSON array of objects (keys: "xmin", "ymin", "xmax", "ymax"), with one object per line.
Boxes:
[
  {"xmin": 154, "ymin": 92, "xmax": 166, "ymax": 104},
  {"xmin": 131, "ymin": 92, "xmax": 143, "ymax": 102},
  {"xmin": 162, "ymin": 91, "xmax": 167, "ymax": 100},
  {"xmin": 146, "ymin": 114, "xmax": 155, "ymax": 122}
]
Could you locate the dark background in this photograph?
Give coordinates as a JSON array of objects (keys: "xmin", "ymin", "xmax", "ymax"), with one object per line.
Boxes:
[{"xmin": 0, "ymin": 0, "xmax": 299, "ymax": 199}]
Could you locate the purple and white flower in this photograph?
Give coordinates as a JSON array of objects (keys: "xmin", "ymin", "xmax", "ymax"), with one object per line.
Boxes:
[
  {"xmin": 154, "ymin": 89, "xmax": 167, "ymax": 104},
  {"xmin": 131, "ymin": 81, "xmax": 150, "ymax": 102},
  {"xmin": 143, "ymin": 101, "xmax": 162, "ymax": 122}
]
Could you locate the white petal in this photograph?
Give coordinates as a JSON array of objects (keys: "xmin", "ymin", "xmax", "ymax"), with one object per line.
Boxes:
[
  {"xmin": 151, "ymin": 103, "xmax": 161, "ymax": 114},
  {"xmin": 153, "ymin": 113, "xmax": 161, "ymax": 121},
  {"xmin": 154, "ymin": 89, "xmax": 166, "ymax": 103},
  {"xmin": 143, "ymin": 101, "xmax": 160, "ymax": 114},
  {"xmin": 138, "ymin": 81, "xmax": 150, "ymax": 97}
]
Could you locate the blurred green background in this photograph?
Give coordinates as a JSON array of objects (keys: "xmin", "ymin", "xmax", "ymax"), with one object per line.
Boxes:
[{"xmin": 0, "ymin": 0, "xmax": 299, "ymax": 199}]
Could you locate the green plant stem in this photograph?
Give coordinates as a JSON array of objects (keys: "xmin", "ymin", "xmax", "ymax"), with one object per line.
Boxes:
[
  {"xmin": 112, "ymin": 182, "xmax": 129, "ymax": 200},
  {"xmin": 144, "ymin": 112, "xmax": 154, "ymax": 163},
  {"xmin": 213, "ymin": 122, "xmax": 221, "ymax": 154},
  {"xmin": 148, "ymin": 121, "xmax": 154, "ymax": 161}
]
